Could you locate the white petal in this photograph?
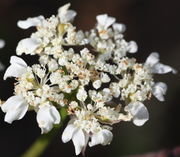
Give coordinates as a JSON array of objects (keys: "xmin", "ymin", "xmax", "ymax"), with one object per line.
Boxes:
[
  {"xmin": 152, "ymin": 82, "xmax": 167, "ymax": 101},
  {"xmin": 17, "ymin": 16, "xmax": 45, "ymax": 29},
  {"xmin": 96, "ymin": 14, "xmax": 108, "ymax": 26},
  {"xmin": 62, "ymin": 124, "xmax": 77, "ymax": 143},
  {"xmin": 37, "ymin": 104, "xmax": 60, "ymax": 134},
  {"xmin": 58, "ymin": 3, "xmax": 77, "ymax": 23},
  {"xmin": 16, "ymin": 38, "xmax": 41, "ymax": 55},
  {"xmin": 89, "ymin": 129, "xmax": 113, "ymax": 147},
  {"xmin": 0, "ymin": 39, "xmax": 5, "ymax": 49},
  {"xmin": 152, "ymin": 63, "xmax": 177, "ymax": 74},
  {"xmin": 96, "ymin": 14, "xmax": 115, "ymax": 29},
  {"xmin": 125, "ymin": 102, "xmax": 149, "ymax": 126},
  {"xmin": 104, "ymin": 17, "xmax": 116, "ymax": 29},
  {"xmin": 58, "ymin": 3, "xmax": 70, "ymax": 16},
  {"xmin": 113, "ymin": 23, "xmax": 126, "ymax": 33},
  {"xmin": 63, "ymin": 10, "xmax": 77, "ymax": 22},
  {"xmin": 4, "ymin": 56, "xmax": 27, "ymax": 80},
  {"xmin": 145, "ymin": 52, "xmax": 159, "ymax": 67},
  {"xmin": 4, "ymin": 64, "xmax": 26, "ymax": 79},
  {"xmin": 72, "ymin": 129, "xmax": 86, "ymax": 155},
  {"xmin": 127, "ymin": 41, "xmax": 138, "ymax": 53},
  {"xmin": 10, "ymin": 56, "xmax": 27, "ymax": 66},
  {"xmin": 50, "ymin": 106, "xmax": 60, "ymax": 124},
  {"xmin": 1, "ymin": 95, "xmax": 28, "ymax": 124}
]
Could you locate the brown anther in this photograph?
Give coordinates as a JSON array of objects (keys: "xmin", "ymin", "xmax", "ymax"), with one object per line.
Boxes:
[
  {"xmin": 78, "ymin": 72, "xmax": 85, "ymax": 79},
  {"xmin": 99, "ymin": 30, "xmax": 107, "ymax": 35},
  {"xmin": 123, "ymin": 60, "xmax": 128, "ymax": 65},
  {"xmin": 67, "ymin": 85, "xmax": 72, "ymax": 88},
  {"xmin": 135, "ymin": 64, "xmax": 142, "ymax": 69}
]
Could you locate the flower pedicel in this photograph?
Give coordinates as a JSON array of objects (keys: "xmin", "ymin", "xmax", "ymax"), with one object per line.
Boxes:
[{"xmin": 1, "ymin": 3, "xmax": 177, "ymax": 155}]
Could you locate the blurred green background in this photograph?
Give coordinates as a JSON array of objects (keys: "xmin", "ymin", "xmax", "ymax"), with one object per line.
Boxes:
[{"xmin": 0, "ymin": 0, "xmax": 180, "ymax": 157}]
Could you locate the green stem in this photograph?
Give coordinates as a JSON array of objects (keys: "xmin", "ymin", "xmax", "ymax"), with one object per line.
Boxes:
[{"xmin": 20, "ymin": 108, "xmax": 67, "ymax": 157}]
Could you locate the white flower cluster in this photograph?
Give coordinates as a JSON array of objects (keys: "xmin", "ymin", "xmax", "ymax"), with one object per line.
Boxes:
[{"xmin": 0, "ymin": 3, "xmax": 177, "ymax": 155}]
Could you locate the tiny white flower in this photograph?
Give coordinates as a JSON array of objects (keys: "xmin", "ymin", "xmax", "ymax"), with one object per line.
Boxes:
[
  {"xmin": 37, "ymin": 103, "xmax": 60, "ymax": 134},
  {"xmin": 125, "ymin": 101, "xmax": 149, "ymax": 126},
  {"xmin": 127, "ymin": 41, "xmax": 138, "ymax": 53},
  {"xmin": 76, "ymin": 87, "xmax": 87, "ymax": 102},
  {"xmin": 93, "ymin": 80, "xmax": 102, "ymax": 89},
  {"xmin": 4, "ymin": 56, "xmax": 27, "ymax": 80},
  {"xmin": 1, "ymin": 95, "xmax": 28, "ymax": 124},
  {"xmin": 100, "ymin": 72, "xmax": 110, "ymax": 83},
  {"xmin": 110, "ymin": 82, "xmax": 120, "ymax": 98},
  {"xmin": 16, "ymin": 38, "xmax": 41, "ymax": 55},
  {"xmin": 17, "ymin": 16, "xmax": 45, "ymax": 29},
  {"xmin": 145, "ymin": 52, "xmax": 177, "ymax": 74},
  {"xmin": 62, "ymin": 120, "xmax": 113, "ymax": 155},
  {"xmin": 58, "ymin": 56, "xmax": 67, "ymax": 66},
  {"xmin": 48, "ymin": 59, "xmax": 58, "ymax": 71},
  {"xmin": 58, "ymin": 3, "xmax": 77, "ymax": 23},
  {"xmin": 152, "ymin": 82, "xmax": 167, "ymax": 101},
  {"xmin": 102, "ymin": 88, "xmax": 113, "ymax": 101}
]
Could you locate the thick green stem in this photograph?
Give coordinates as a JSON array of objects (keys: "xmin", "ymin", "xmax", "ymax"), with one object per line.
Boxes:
[{"xmin": 20, "ymin": 108, "xmax": 67, "ymax": 157}]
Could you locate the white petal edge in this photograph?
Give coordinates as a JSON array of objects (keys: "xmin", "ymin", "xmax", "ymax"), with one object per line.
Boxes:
[
  {"xmin": 125, "ymin": 101, "xmax": 149, "ymax": 126},
  {"xmin": 96, "ymin": 14, "xmax": 116, "ymax": 29},
  {"xmin": 1, "ymin": 95, "xmax": 28, "ymax": 124},
  {"xmin": 17, "ymin": 16, "xmax": 45, "ymax": 29},
  {"xmin": 152, "ymin": 82, "xmax": 167, "ymax": 101},
  {"xmin": 16, "ymin": 38, "xmax": 41, "ymax": 55},
  {"xmin": 152, "ymin": 63, "xmax": 177, "ymax": 74},
  {"xmin": 10, "ymin": 56, "xmax": 27, "ymax": 66},
  {"xmin": 128, "ymin": 41, "xmax": 138, "ymax": 53},
  {"xmin": 89, "ymin": 129, "xmax": 113, "ymax": 147},
  {"xmin": 72, "ymin": 129, "xmax": 86, "ymax": 155},
  {"xmin": 112, "ymin": 23, "xmax": 126, "ymax": 33},
  {"xmin": 58, "ymin": 3, "xmax": 77, "ymax": 23},
  {"xmin": 4, "ymin": 56, "xmax": 27, "ymax": 80},
  {"xmin": 145, "ymin": 52, "xmax": 159, "ymax": 67},
  {"xmin": 36, "ymin": 104, "xmax": 60, "ymax": 134},
  {"xmin": 58, "ymin": 3, "xmax": 71, "ymax": 16},
  {"xmin": 96, "ymin": 14, "xmax": 108, "ymax": 27},
  {"xmin": 62, "ymin": 124, "xmax": 77, "ymax": 143}
]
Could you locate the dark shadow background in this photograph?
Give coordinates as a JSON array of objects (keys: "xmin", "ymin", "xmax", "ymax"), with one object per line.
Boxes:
[{"xmin": 0, "ymin": 0, "xmax": 180, "ymax": 157}]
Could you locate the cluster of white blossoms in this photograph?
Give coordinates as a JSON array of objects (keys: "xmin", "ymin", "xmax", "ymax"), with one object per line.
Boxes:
[{"xmin": 0, "ymin": 3, "xmax": 177, "ymax": 155}]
